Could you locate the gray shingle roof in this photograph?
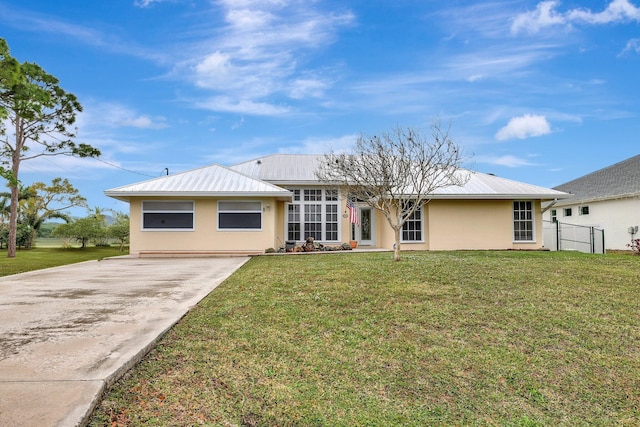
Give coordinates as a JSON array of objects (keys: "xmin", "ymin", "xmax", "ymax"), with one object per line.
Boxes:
[
  {"xmin": 231, "ymin": 154, "xmax": 570, "ymax": 200},
  {"xmin": 105, "ymin": 164, "xmax": 292, "ymax": 201},
  {"xmin": 552, "ymin": 154, "xmax": 640, "ymax": 207}
]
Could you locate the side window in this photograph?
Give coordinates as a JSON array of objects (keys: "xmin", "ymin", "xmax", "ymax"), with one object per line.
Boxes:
[
  {"xmin": 142, "ymin": 201, "xmax": 194, "ymax": 230},
  {"xmin": 401, "ymin": 200, "xmax": 423, "ymax": 242},
  {"xmin": 564, "ymin": 208, "xmax": 572, "ymax": 217},
  {"xmin": 513, "ymin": 201, "xmax": 534, "ymax": 241},
  {"xmin": 218, "ymin": 201, "xmax": 262, "ymax": 230}
]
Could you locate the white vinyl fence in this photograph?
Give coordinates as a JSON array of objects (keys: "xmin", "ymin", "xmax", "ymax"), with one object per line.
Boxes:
[{"xmin": 543, "ymin": 221, "xmax": 605, "ymax": 254}]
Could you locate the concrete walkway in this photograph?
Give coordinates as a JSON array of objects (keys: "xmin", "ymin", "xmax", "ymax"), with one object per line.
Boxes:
[{"xmin": 0, "ymin": 256, "xmax": 249, "ymax": 427}]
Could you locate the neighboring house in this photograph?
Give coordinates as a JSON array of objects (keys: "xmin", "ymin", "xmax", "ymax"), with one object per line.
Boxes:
[
  {"xmin": 105, "ymin": 154, "xmax": 570, "ymax": 256},
  {"xmin": 542, "ymin": 154, "xmax": 640, "ymax": 250}
]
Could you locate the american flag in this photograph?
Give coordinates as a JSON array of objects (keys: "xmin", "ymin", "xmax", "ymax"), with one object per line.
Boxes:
[{"xmin": 346, "ymin": 199, "xmax": 360, "ymax": 225}]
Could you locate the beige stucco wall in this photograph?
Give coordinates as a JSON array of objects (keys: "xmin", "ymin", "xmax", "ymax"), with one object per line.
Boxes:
[
  {"xmin": 129, "ymin": 197, "xmax": 279, "ymax": 256},
  {"xmin": 127, "ymin": 194, "xmax": 545, "ymax": 254},
  {"xmin": 374, "ymin": 199, "xmax": 544, "ymax": 251}
]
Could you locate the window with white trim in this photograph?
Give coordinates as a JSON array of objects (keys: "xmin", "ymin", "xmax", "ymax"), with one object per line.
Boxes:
[
  {"xmin": 287, "ymin": 204, "xmax": 301, "ymax": 240},
  {"xmin": 326, "ymin": 204, "xmax": 338, "ymax": 240},
  {"xmin": 551, "ymin": 209, "xmax": 557, "ymax": 223},
  {"xmin": 142, "ymin": 201, "xmax": 194, "ymax": 230},
  {"xmin": 304, "ymin": 204, "xmax": 322, "ymax": 239},
  {"xmin": 514, "ymin": 201, "xmax": 534, "ymax": 241},
  {"xmin": 401, "ymin": 200, "xmax": 423, "ymax": 242},
  {"xmin": 218, "ymin": 201, "xmax": 262, "ymax": 230},
  {"xmin": 285, "ymin": 188, "xmax": 340, "ymax": 241},
  {"xmin": 580, "ymin": 206, "xmax": 589, "ymax": 215},
  {"xmin": 564, "ymin": 207, "xmax": 572, "ymax": 217}
]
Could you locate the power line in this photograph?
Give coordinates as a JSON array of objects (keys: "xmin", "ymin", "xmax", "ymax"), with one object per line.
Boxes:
[{"xmin": 92, "ymin": 157, "xmax": 158, "ymax": 178}]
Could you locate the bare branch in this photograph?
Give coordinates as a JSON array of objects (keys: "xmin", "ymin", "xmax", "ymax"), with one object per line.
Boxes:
[{"xmin": 316, "ymin": 122, "xmax": 470, "ymax": 261}]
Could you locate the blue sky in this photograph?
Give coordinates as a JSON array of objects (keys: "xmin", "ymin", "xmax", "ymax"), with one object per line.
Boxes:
[{"xmin": 1, "ymin": 0, "xmax": 639, "ymax": 214}]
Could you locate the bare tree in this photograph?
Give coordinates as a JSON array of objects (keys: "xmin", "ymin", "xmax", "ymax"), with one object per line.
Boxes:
[{"xmin": 316, "ymin": 123, "xmax": 469, "ymax": 261}]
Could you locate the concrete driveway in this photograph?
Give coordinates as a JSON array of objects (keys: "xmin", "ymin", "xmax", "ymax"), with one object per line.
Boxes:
[{"xmin": 0, "ymin": 256, "xmax": 249, "ymax": 427}]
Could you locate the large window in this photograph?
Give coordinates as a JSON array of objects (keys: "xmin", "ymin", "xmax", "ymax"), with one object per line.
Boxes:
[
  {"xmin": 287, "ymin": 204, "xmax": 301, "ymax": 240},
  {"xmin": 514, "ymin": 201, "xmax": 534, "ymax": 242},
  {"xmin": 286, "ymin": 188, "xmax": 339, "ymax": 242},
  {"xmin": 402, "ymin": 200, "xmax": 423, "ymax": 242},
  {"xmin": 142, "ymin": 201, "xmax": 194, "ymax": 230},
  {"xmin": 304, "ymin": 204, "xmax": 322, "ymax": 240},
  {"xmin": 326, "ymin": 204, "xmax": 338, "ymax": 240},
  {"xmin": 218, "ymin": 201, "xmax": 262, "ymax": 230}
]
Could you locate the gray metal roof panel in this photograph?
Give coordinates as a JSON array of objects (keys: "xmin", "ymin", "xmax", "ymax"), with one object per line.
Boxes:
[
  {"xmin": 230, "ymin": 154, "xmax": 322, "ymax": 182},
  {"xmin": 232, "ymin": 154, "xmax": 570, "ymax": 199},
  {"xmin": 105, "ymin": 164, "xmax": 292, "ymax": 200}
]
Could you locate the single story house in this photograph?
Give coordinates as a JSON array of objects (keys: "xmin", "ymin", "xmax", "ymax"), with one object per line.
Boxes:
[
  {"xmin": 105, "ymin": 154, "xmax": 570, "ymax": 256},
  {"xmin": 542, "ymin": 154, "xmax": 640, "ymax": 250}
]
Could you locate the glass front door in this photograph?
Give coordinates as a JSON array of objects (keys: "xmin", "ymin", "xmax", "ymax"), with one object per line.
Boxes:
[{"xmin": 357, "ymin": 207, "xmax": 375, "ymax": 246}]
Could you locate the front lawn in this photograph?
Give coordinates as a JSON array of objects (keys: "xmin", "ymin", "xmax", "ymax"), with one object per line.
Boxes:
[
  {"xmin": 90, "ymin": 251, "xmax": 640, "ymax": 426},
  {"xmin": 0, "ymin": 246, "xmax": 127, "ymax": 277}
]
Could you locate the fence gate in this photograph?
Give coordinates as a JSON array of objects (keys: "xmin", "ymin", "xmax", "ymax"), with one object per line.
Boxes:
[{"xmin": 543, "ymin": 221, "xmax": 605, "ymax": 254}]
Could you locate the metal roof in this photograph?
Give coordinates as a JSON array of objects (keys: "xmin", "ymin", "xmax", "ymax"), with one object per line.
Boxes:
[
  {"xmin": 551, "ymin": 154, "xmax": 640, "ymax": 207},
  {"xmin": 231, "ymin": 154, "xmax": 570, "ymax": 200},
  {"xmin": 104, "ymin": 164, "xmax": 292, "ymax": 202},
  {"xmin": 105, "ymin": 154, "xmax": 570, "ymax": 202},
  {"xmin": 230, "ymin": 154, "xmax": 322, "ymax": 183},
  {"xmin": 430, "ymin": 170, "xmax": 571, "ymax": 199}
]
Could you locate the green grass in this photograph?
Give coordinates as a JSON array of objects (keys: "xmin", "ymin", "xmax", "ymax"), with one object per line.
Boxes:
[
  {"xmin": 89, "ymin": 251, "xmax": 640, "ymax": 426},
  {"xmin": 0, "ymin": 246, "xmax": 127, "ymax": 277}
]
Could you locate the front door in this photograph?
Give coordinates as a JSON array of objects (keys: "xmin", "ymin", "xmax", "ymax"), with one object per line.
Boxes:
[{"xmin": 357, "ymin": 207, "xmax": 375, "ymax": 246}]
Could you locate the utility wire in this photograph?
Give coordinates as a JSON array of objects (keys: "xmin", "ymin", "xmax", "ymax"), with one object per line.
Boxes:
[{"xmin": 92, "ymin": 157, "xmax": 158, "ymax": 178}]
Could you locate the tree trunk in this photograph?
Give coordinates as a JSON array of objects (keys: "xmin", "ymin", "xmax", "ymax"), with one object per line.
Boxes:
[
  {"xmin": 7, "ymin": 184, "xmax": 18, "ymax": 258},
  {"xmin": 393, "ymin": 226, "xmax": 401, "ymax": 262},
  {"xmin": 7, "ymin": 116, "xmax": 25, "ymax": 258},
  {"xmin": 7, "ymin": 145, "xmax": 21, "ymax": 258}
]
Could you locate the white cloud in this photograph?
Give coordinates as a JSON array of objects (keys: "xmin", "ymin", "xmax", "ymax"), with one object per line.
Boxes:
[
  {"xmin": 620, "ymin": 38, "xmax": 640, "ymax": 55},
  {"xmin": 568, "ymin": 0, "xmax": 640, "ymax": 24},
  {"xmin": 83, "ymin": 103, "xmax": 168, "ymax": 129},
  {"xmin": 495, "ymin": 114, "xmax": 551, "ymax": 141},
  {"xmin": 511, "ymin": 1, "xmax": 566, "ymax": 35},
  {"xmin": 176, "ymin": 1, "xmax": 354, "ymax": 115},
  {"xmin": 196, "ymin": 97, "xmax": 290, "ymax": 116},
  {"xmin": 134, "ymin": 0, "xmax": 175, "ymax": 8},
  {"xmin": 0, "ymin": 3, "xmax": 166, "ymax": 62},
  {"xmin": 476, "ymin": 154, "xmax": 536, "ymax": 168},
  {"xmin": 278, "ymin": 134, "xmax": 358, "ymax": 154},
  {"xmin": 288, "ymin": 78, "xmax": 328, "ymax": 99},
  {"xmin": 511, "ymin": 0, "xmax": 640, "ymax": 34}
]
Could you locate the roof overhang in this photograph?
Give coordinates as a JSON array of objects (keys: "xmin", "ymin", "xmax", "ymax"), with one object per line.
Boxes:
[
  {"xmin": 551, "ymin": 192, "xmax": 640, "ymax": 207},
  {"xmin": 104, "ymin": 191, "xmax": 293, "ymax": 203}
]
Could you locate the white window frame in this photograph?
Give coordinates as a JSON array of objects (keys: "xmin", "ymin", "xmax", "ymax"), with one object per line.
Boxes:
[
  {"xmin": 564, "ymin": 207, "xmax": 572, "ymax": 217},
  {"xmin": 513, "ymin": 200, "xmax": 535, "ymax": 243},
  {"xmin": 285, "ymin": 187, "xmax": 340, "ymax": 242},
  {"xmin": 401, "ymin": 200, "xmax": 424, "ymax": 243},
  {"xmin": 141, "ymin": 200, "xmax": 195, "ymax": 231},
  {"xmin": 579, "ymin": 206, "xmax": 589, "ymax": 215},
  {"xmin": 217, "ymin": 201, "xmax": 262, "ymax": 231}
]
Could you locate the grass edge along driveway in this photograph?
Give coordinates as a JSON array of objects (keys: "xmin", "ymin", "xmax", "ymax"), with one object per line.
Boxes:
[{"xmin": 91, "ymin": 251, "xmax": 639, "ymax": 426}]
